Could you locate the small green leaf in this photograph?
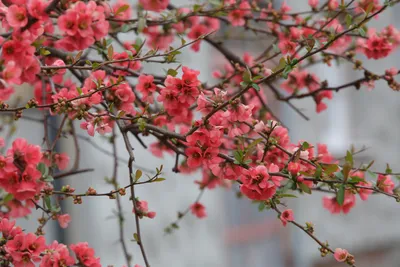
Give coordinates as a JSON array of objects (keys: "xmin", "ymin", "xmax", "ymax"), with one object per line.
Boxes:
[
  {"xmin": 3, "ymin": 193, "xmax": 13, "ymax": 204},
  {"xmin": 272, "ymin": 44, "xmax": 280, "ymax": 53},
  {"xmin": 44, "ymin": 196, "xmax": 52, "ymax": 210},
  {"xmin": 336, "ymin": 184, "xmax": 345, "ymax": 205},
  {"xmin": 323, "ymin": 164, "xmax": 339, "ymax": 175},
  {"xmin": 342, "ymin": 162, "xmax": 352, "ymax": 180},
  {"xmin": 314, "ymin": 165, "xmax": 322, "ymax": 179},
  {"xmin": 345, "ymin": 14, "xmax": 353, "ymax": 28},
  {"xmin": 358, "ymin": 28, "xmax": 366, "ymax": 37},
  {"xmin": 153, "ymin": 178, "xmax": 166, "ymax": 182},
  {"xmin": 258, "ymin": 202, "xmax": 265, "ymax": 211},
  {"xmin": 299, "ymin": 182, "xmax": 311, "ymax": 194},
  {"xmin": 133, "ymin": 233, "xmax": 139, "ymax": 242},
  {"xmin": 135, "ymin": 170, "xmax": 142, "ymax": 181},
  {"xmin": 301, "ymin": 141, "xmax": 310, "ymax": 150},
  {"xmin": 345, "ymin": 151, "xmax": 353, "ymax": 166},
  {"xmin": 43, "ymin": 175, "xmax": 54, "ymax": 182},
  {"xmin": 137, "ymin": 17, "xmax": 147, "ymax": 33},
  {"xmin": 107, "ymin": 45, "xmax": 114, "ymax": 60},
  {"xmin": 37, "ymin": 163, "xmax": 48, "ymax": 176},
  {"xmin": 115, "ymin": 4, "xmax": 130, "ymax": 15},
  {"xmin": 92, "ymin": 62, "xmax": 101, "ymax": 70},
  {"xmin": 348, "ymin": 176, "xmax": 364, "ymax": 184},
  {"xmin": 121, "ymin": 24, "xmax": 130, "ymax": 33},
  {"xmin": 242, "ymin": 70, "xmax": 252, "ymax": 83},
  {"xmin": 364, "ymin": 2, "xmax": 374, "ymax": 16},
  {"xmin": 251, "ymin": 83, "xmax": 260, "ymax": 91},
  {"xmin": 167, "ymin": 68, "xmax": 178, "ymax": 77},
  {"xmin": 76, "ymin": 87, "xmax": 83, "ymax": 95},
  {"xmin": 386, "ymin": 163, "xmax": 392, "ymax": 174}
]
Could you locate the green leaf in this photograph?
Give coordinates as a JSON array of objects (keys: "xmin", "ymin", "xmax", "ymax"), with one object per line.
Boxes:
[
  {"xmin": 322, "ymin": 164, "xmax": 338, "ymax": 175},
  {"xmin": 107, "ymin": 45, "xmax": 114, "ymax": 60},
  {"xmin": 342, "ymin": 162, "xmax": 352, "ymax": 180},
  {"xmin": 137, "ymin": 17, "xmax": 147, "ymax": 33},
  {"xmin": 92, "ymin": 62, "xmax": 101, "ymax": 70},
  {"xmin": 135, "ymin": 170, "xmax": 142, "ymax": 181},
  {"xmin": 336, "ymin": 184, "xmax": 345, "ymax": 205},
  {"xmin": 258, "ymin": 202, "xmax": 265, "ymax": 211},
  {"xmin": 272, "ymin": 44, "xmax": 280, "ymax": 53},
  {"xmin": 348, "ymin": 176, "xmax": 364, "ymax": 184},
  {"xmin": 358, "ymin": 28, "xmax": 366, "ymax": 37},
  {"xmin": 37, "ymin": 163, "xmax": 48, "ymax": 176},
  {"xmin": 386, "ymin": 163, "xmax": 392, "ymax": 174},
  {"xmin": 242, "ymin": 70, "xmax": 252, "ymax": 83},
  {"xmin": 43, "ymin": 175, "xmax": 54, "ymax": 182},
  {"xmin": 121, "ymin": 24, "xmax": 130, "ymax": 33},
  {"xmin": 115, "ymin": 4, "xmax": 130, "ymax": 15},
  {"xmin": 167, "ymin": 68, "xmax": 178, "ymax": 77},
  {"xmin": 247, "ymin": 138, "xmax": 263, "ymax": 150},
  {"xmin": 345, "ymin": 151, "xmax": 353, "ymax": 166},
  {"xmin": 314, "ymin": 165, "xmax": 322, "ymax": 179},
  {"xmin": 251, "ymin": 83, "xmax": 260, "ymax": 91},
  {"xmin": 273, "ymin": 57, "xmax": 287, "ymax": 73},
  {"xmin": 153, "ymin": 178, "xmax": 166, "ymax": 182},
  {"xmin": 365, "ymin": 2, "xmax": 374, "ymax": 16},
  {"xmin": 44, "ymin": 196, "xmax": 52, "ymax": 210},
  {"xmin": 76, "ymin": 87, "xmax": 83, "ymax": 95},
  {"xmin": 3, "ymin": 193, "xmax": 13, "ymax": 204},
  {"xmin": 301, "ymin": 141, "xmax": 310, "ymax": 150},
  {"xmin": 299, "ymin": 182, "xmax": 311, "ymax": 194},
  {"xmin": 133, "ymin": 233, "xmax": 139, "ymax": 242},
  {"xmin": 345, "ymin": 14, "xmax": 353, "ymax": 28}
]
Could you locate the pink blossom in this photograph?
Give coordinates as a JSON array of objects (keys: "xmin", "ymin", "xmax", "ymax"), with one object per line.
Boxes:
[
  {"xmin": 6, "ymin": 5, "xmax": 28, "ymax": 28},
  {"xmin": 280, "ymin": 209, "xmax": 294, "ymax": 226},
  {"xmin": 377, "ymin": 174, "xmax": 395, "ymax": 194},
  {"xmin": 308, "ymin": 0, "xmax": 319, "ymax": 8},
  {"xmin": 70, "ymin": 242, "xmax": 101, "ymax": 267},
  {"xmin": 334, "ymin": 248, "xmax": 349, "ymax": 262},
  {"xmin": 190, "ymin": 202, "xmax": 207, "ymax": 218},
  {"xmin": 139, "ymin": 0, "xmax": 169, "ymax": 12},
  {"xmin": 57, "ymin": 214, "xmax": 71, "ymax": 229}
]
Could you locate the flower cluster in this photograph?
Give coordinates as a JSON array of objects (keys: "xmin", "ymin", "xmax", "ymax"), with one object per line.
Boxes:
[{"xmin": 0, "ymin": 217, "xmax": 100, "ymax": 267}]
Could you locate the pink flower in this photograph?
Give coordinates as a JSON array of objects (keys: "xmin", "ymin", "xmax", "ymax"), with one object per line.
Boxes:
[
  {"xmin": 227, "ymin": 1, "xmax": 251, "ymax": 27},
  {"xmin": 334, "ymin": 248, "xmax": 349, "ymax": 262},
  {"xmin": 139, "ymin": 0, "xmax": 169, "ymax": 12},
  {"xmin": 2, "ymin": 61, "xmax": 22, "ymax": 85},
  {"xmin": 54, "ymin": 153, "xmax": 70, "ymax": 170},
  {"xmin": 288, "ymin": 162, "xmax": 301, "ymax": 176},
  {"xmin": 186, "ymin": 147, "xmax": 203, "ymax": 168},
  {"xmin": 278, "ymin": 39, "xmax": 297, "ymax": 55},
  {"xmin": 57, "ymin": 214, "xmax": 71, "ymax": 229},
  {"xmin": 280, "ymin": 209, "xmax": 294, "ymax": 226},
  {"xmin": 240, "ymin": 164, "xmax": 282, "ymax": 200},
  {"xmin": 309, "ymin": 0, "xmax": 319, "ymax": 8},
  {"xmin": 70, "ymin": 242, "xmax": 101, "ymax": 267},
  {"xmin": 133, "ymin": 200, "xmax": 156, "ymax": 219},
  {"xmin": 190, "ymin": 202, "xmax": 207, "ymax": 218},
  {"xmin": 41, "ymin": 241, "xmax": 75, "ymax": 267},
  {"xmin": 328, "ymin": 0, "xmax": 339, "ymax": 10},
  {"xmin": 27, "ymin": 0, "xmax": 49, "ymax": 20},
  {"xmin": 377, "ymin": 174, "xmax": 395, "ymax": 194},
  {"xmin": 360, "ymin": 33, "xmax": 393, "ymax": 60},
  {"xmin": 6, "ymin": 5, "xmax": 28, "ymax": 28},
  {"xmin": 323, "ymin": 191, "xmax": 356, "ymax": 214}
]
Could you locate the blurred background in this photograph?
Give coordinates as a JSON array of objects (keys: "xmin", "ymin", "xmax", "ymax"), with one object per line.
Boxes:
[{"xmin": 6, "ymin": 0, "xmax": 400, "ymax": 267}]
